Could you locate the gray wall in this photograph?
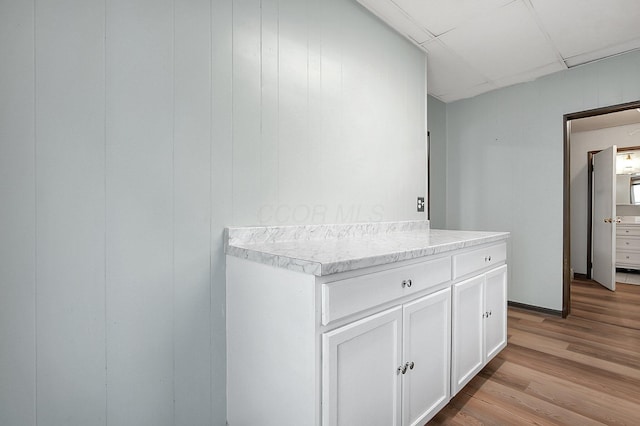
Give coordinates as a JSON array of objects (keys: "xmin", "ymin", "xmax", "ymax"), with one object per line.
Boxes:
[
  {"xmin": 427, "ymin": 95, "xmax": 447, "ymax": 229},
  {"xmin": 0, "ymin": 1, "xmax": 426, "ymax": 425},
  {"xmin": 570, "ymin": 123, "xmax": 640, "ymax": 275},
  {"xmin": 444, "ymin": 51, "xmax": 640, "ymax": 311}
]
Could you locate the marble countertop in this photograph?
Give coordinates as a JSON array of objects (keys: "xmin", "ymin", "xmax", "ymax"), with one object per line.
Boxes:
[{"xmin": 225, "ymin": 221, "xmax": 509, "ymax": 276}]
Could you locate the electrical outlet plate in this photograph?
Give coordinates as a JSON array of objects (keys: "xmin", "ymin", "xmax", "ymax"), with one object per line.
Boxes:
[{"xmin": 417, "ymin": 197, "xmax": 425, "ymax": 212}]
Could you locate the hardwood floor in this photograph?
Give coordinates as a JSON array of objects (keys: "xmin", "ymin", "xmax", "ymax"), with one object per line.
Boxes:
[{"xmin": 428, "ymin": 279, "xmax": 640, "ymax": 425}]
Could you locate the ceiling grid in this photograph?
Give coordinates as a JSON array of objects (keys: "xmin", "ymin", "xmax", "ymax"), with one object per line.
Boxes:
[{"xmin": 357, "ymin": 0, "xmax": 640, "ymax": 102}]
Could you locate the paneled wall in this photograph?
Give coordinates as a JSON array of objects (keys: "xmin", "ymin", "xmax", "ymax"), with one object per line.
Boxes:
[
  {"xmin": 0, "ymin": 0, "xmax": 426, "ymax": 425},
  {"xmin": 445, "ymin": 51, "xmax": 640, "ymax": 311}
]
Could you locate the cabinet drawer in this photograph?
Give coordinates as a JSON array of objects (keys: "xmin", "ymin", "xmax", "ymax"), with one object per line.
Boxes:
[
  {"xmin": 322, "ymin": 256, "xmax": 451, "ymax": 326},
  {"xmin": 452, "ymin": 243, "xmax": 506, "ymax": 279},
  {"xmin": 617, "ymin": 226, "xmax": 640, "ymax": 237},
  {"xmin": 616, "ymin": 250, "xmax": 640, "ymax": 266},
  {"xmin": 616, "ymin": 237, "xmax": 640, "ymax": 250}
]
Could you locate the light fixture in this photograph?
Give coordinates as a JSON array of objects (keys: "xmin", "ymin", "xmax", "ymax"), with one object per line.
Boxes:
[{"xmin": 623, "ymin": 153, "xmax": 634, "ymax": 171}]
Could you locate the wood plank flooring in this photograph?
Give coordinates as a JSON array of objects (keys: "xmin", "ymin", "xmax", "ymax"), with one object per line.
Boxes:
[{"xmin": 428, "ymin": 279, "xmax": 640, "ymax": 425}]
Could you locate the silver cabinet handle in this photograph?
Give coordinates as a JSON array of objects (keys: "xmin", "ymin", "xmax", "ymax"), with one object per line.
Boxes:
[{"xmin": 397, "ymin": 362, "xmax": 414, "ymax": 374}]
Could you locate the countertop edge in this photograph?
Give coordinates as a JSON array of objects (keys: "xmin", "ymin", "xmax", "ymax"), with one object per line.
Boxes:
[
  {"xmin": 226, "ymin": 245, "xmax": 323, "ymax": 276},
  {"xmin": 227, "ymin": 231, "xmax": 510, "ymax": 277},
  {"xmin": 318, "ymin": 232, "xmax": 509, "ymax": 276}
]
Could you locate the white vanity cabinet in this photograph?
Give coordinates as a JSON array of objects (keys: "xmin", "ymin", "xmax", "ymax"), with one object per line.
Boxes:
[
  {"xmin": 401, "ymin": 288, "xmax": 451, "ymax": 426},
  {"xmin": 322, "ymin": 287, "xmax": 451, "ymax": 426},
  {"xmin": 322, "ymin": 306, "xmax": 403, "ymax": 426},
  {"xmin": 225, "ymin": 224, "xmax": 509, "ymax": 426},
  {"xmin": 451, "ymin": 243, "xmax": 508, "ymax": 395},
  {"xmin": 616, "ymin": 224, "xmax": 640, "ymax": 270}
]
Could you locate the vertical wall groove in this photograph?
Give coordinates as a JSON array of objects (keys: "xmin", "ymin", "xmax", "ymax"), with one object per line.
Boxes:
[
  {"xmin": 208, "ymin": 0, "xmax": 214, "ymax": 420},
  {"xmin": 208, "ymin": 0, "xmax": 214, "ymax": 423},
  {"xmin": 33, "ymin": 1, "xmax": 38, "ymax": 423},
  {"xmin": 103, "ymin": 0, "xmax": 108, "ymax": 421},
  {"xmin": 171, "ymin": 0, "xmax": 176, "ymax": 422}
]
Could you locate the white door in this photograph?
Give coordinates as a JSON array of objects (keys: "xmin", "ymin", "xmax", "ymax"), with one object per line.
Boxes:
[
  {"xmin": 322, "ymin": 306, "xmax": 402, "ymax": 426},
  {"xmin": 451, "ymin": 275, "xmax": 484, "ymax": 396},
  {"xmin": 484, "ymin": 265, "xmax": 508, "ymax": 361},
  {"xmin": 593, "ymin": 145, "xmax": 617, "ymax": 291},
  {"xmin": 402, "ymin": 288, "xmax": 451, "ymax": 426}
]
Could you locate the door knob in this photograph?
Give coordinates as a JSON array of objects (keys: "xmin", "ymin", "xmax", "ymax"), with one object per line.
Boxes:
[{"xmin": 604, "ymin": 218, "xmax": 612, "ymax": 223}]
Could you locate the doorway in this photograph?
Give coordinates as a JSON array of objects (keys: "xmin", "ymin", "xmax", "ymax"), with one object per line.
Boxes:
[
  {"xmin": 563, "ymin": 100, "xmax": 640, "ymax": 317},
  {"xmin": 586, "ymin": 146, "xmax": 640, "ymax": 282}
]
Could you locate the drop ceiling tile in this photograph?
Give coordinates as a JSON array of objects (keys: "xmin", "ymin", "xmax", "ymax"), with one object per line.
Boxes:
[
  {"xmin": 423, "ymin": 40, "xmax": 487, "ymax": 97},
  {"xmin": 438, "ymin": 81, "xmax": 498, "ymax": 103},
  {"xmin": 356, "ymin": 0, "xmax": 433, "ymax": 44},
  {"xmin": 564, "ymin": 37, "xmax": 640, "ymax": 67},
  {"xmin": 530, "ymin": 0, "xmax": 640, "ymax": 59},
  {"xmin": 438, "ymin": 0, "xmax": 558, "ymax": 81},
  {"xmin": 392, "ymin": 0, "xmax": 513, "ymax": 36},
  {"xmin": 492, "ymin": 61, "xmax": 565, "ymax": 88}
]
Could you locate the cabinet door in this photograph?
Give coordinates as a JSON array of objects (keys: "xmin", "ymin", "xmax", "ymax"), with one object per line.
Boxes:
[
  {"xmin": 451, "ymin": 275, "xmax": 484, "ymax": 396},
  {"xmin": 402, "ymin": 288, "xmax": 451, "ymax": 426},
  {"xmin": 322, "ymin": 306, "xmax": 402, "ymax": 426},
  {"xmin": 485, "ymin": 265, "xmax": 507, "ymax": 361}
]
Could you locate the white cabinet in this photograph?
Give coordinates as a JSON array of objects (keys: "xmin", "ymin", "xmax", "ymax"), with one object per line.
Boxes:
[
  {"xmin": 401, "ymin": 288, "xmax": 451, "ymax": 426},
  {"xmin": 322, "ymin": 307, "xmax": 403, "ymax": 426},
  {"xmin": 451, "ymin": 264, "xmax": 507, "ymax": 395},
  {"xmin": 226, "ymin": 240, "xmax": 508, "ymax": 426},
  {"xmin": 323, "ymin": 288, "xmax": 451, "ymax": 426},
  {"xmin": 616, "ymin": 224, "xmax": 640, "ymax": 270},
  {"xmin": 484, "ymin": 266, "xmax": 508, "ymax": 361},
  {"xmin": 451, "ymin": 275, "xmax": 484, "ymax": 395}
]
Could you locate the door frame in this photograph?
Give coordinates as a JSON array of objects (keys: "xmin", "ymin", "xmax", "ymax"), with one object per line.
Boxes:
[{"xmin": 563, "ymin": 100, "xmax": 640, "ymax": 317}]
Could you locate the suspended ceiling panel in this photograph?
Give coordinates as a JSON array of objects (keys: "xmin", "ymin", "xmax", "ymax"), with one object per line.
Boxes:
[
  {"xmin": 391, "ymin": 0, "xmax": 513, "ymax": 36},
  {"xmin": 437, "ymin": 1, "xmax": 558, "ymax": 81},
  {"xmin": 530, "ymin": 0, "xmax": 640, "ymax": 60},
  {"xmin": 422, "ymin": 39, "xmax": 488, "ymax": 99},
  {"xmin": 356, "ymin": 0, "xmax": 640, "ymax": 102},
  {"xmin": 359, "ymin": 0, "xmax": 433, "ymax": 44}
]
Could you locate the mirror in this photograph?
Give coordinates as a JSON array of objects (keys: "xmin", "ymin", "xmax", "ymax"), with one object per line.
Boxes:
[
  {"xmin": 616, "ymin": 151, "xmax": 640, "ymax": 205},
  {"xmin": 616, "ymin": 174, "xmax": 631, "ymax": 204}
]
